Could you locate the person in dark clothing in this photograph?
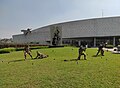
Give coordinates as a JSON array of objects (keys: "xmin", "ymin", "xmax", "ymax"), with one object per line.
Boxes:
[
  {"xmin": 77, "ymin": 45, "xmax": 87, "ymax": 60},
  {"xmin": 24, "ymin": 45, "xmax": 33, "ymax": 60},
  {"xmin": 96, "ymin": 43, "xmax": 104, "ymax": 56}
]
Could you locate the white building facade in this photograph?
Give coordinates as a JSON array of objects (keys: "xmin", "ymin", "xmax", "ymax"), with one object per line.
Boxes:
[{"xmin": 13, "ymin": 16, "xmax": 120, "ymax": 47}]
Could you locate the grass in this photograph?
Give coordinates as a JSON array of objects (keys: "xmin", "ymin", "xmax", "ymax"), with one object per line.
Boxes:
[{"xmin": 0, "ymin": 47, "xmax": 120, "ymax": 88}]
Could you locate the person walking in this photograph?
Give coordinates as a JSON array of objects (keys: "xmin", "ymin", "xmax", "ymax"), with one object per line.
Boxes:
[
  {"xmin": 96, "ymin": 43, "xmax": 104, "ymax": 56},
  {"xmin": 24, "ymin": 45, "xmax": 33, "ymax": 60},
  {"xmin": 77, "ymin": 45, "xmax": 87, "ymax": 60}
]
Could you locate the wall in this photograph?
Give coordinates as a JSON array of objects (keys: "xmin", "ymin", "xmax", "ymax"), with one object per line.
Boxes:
[{"xmin": 13, "ymin": 17, "xmax": 120, "ymax": 45}]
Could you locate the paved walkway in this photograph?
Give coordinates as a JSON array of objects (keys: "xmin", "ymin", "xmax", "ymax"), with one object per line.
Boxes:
[{"xmin": 104, "ymin": 47, "xmax": 120, "ymax": 54}]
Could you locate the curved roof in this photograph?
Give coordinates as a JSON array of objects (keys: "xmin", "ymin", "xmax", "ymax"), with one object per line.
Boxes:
[
  {"xmin": 62, "ymin": 16, "xmax": 120, "ymax": 38},
  {"xmin": 33, "ymin": 16, "xmax": 120, "ymax": 38}
]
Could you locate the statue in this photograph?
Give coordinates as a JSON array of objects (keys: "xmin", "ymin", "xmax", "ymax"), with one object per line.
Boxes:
[
  {"xmin": 21, "ymin": 28, "xmax": 31, "ymax": 35},
  {"xmin": 50, "ymin": 26, "xmax": 62, "ymax": 46},
  {"xmin": 52, "ymin": 29, "xmax": 60, "ymax": 46}
]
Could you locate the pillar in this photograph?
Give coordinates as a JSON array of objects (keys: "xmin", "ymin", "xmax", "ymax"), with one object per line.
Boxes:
[
  {"xmin": 94, "ymin": 37, "xmax": 96, "ymax": 47},
  {"xmin": 113, "ymin": 37, "xmax": 116, "ymax": 46}
]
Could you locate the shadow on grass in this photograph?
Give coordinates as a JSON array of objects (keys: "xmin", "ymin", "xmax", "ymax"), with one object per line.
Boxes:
[
  {"xmin": 8, "ymin": 58, "xmax": 44, "ymax": 63},
  {"xmin": 63, "ymin": 58, "xmax": 86, "ymax": 62},
  {"xmin": 92, "ymin": 55, "xmax": 103, "ymax": 57},
  {"xmin": 8, "ymin": 59, "xmax": 25, "ymax": 63}
]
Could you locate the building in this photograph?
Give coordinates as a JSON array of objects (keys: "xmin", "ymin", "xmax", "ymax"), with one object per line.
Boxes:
[{"xmin": 12, "ymin": 16, "xmax": 120, "ymax": 47}]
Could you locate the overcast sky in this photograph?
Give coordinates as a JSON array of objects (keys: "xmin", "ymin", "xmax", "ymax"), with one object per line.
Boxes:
[{"xmin": 0, "ymin": 0, "xmax": 120, "ymax": 38}]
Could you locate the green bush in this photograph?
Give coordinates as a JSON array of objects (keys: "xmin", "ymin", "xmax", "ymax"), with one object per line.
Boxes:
[
  {"xmin": 0, "ymin": 50, "xmax": 10, "ymax": 54},
  {"xmin": 62, "ymin": 44, "xmax": 77, "ymax": 47},
  {"xmin": 15, "ymin": 46, "xmax": 48, "ymax": 51},
  {"xmin": 0, "ymin": 46, "xmax": 49, "ymax": 54},
  {"xmin": 105, "ymin": 45, "xmax": 114, "ymax": 48},
  {"xmin": 30, "ymin": 46, "xmax": 48, "ymax": 49},
  {"xmin": 0, "ymin": 48, "xmax": 16, "ymax": 54},
  {"xmin": 117, "ymin": 45, "xmax": 120, "ymax": 47},
  {"xmin": 3, "ymin": 48, "xmax": 16, "ymax": 52},
  {"xmin": 15, "ymin": 48, "xmax": 24, "ymax": 51}
]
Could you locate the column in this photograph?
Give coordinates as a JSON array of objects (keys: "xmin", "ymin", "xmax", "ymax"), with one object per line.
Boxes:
[
  {"xmin": 78, "ymin": 40, "xmax": 81, "ymax": 46},
  {"xmin": 94, "ymin": 37, "xmax": 96, "ymax": 47},
  {"xmin": 113, "ymin": 37, "xmax": 116, "ymax": 46}
]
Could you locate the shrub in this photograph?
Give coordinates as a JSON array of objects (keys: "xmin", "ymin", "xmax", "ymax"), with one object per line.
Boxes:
[
  {"xmin": 30, "ymin": 46, "xmax": 48, "ymax": 49},
  {"xmin": 117, "ymin": 45, "xmax": 120, "ymax": 47},
  {"xmin": 15, "ymin": 46, "xmax": 48, "ymax": 51},
  {"xmin": 3, "ymin": 48, "xmax": 16, "ymax": 52},
  {"xmin": 15, "ymin": 48, "xmax": 24, "ymax": 51},
  {"xmin": 0, "ymin": 48, "xmax": 16, "ymax": 54},
  {"xmin": 117, "ymin": 45, "xmax": 120, "ymax": 51},
  {"xmin": 0, "ymin": 50, "xmax": 10, "ymax": 54},
  {"xmin": 0, "ymin": 46, "xmax": 49, "ymax": 54},
  {"xmin": 105, "ymin": 45, "xmax": 114, "ymax": 48}
]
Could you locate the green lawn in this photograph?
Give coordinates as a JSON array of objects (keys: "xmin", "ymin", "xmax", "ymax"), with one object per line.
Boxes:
[{"xmin": 0, "ymin": 47, "xmax": 120, "ymax": 88}]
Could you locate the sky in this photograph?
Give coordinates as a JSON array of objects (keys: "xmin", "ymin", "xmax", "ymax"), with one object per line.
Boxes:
[{"xmin": 0, "ymin": 0, "xmax": 120, "ymax": 39}]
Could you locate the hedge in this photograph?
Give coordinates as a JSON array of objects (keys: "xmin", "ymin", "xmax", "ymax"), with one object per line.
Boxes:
[
  {"xmin": 105, "ymin": 45, "xmax": 114, "ymax": 48},
  {"xmin": 0, "ymin": 50, "xmax": 10, "ymax": 54},
  {"xmin": 0, "ymin": 46, "xmax": 49, "ymax": 54}
]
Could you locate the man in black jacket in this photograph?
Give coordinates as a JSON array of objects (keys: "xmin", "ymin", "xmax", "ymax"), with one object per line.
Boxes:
[
  {"xmin": 77, "ymin": 45, "xmax": 87, "ymax": 60},
  {"xmin": 96, "ymin": 43, "xmax": 104, "ymax": 56}
]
